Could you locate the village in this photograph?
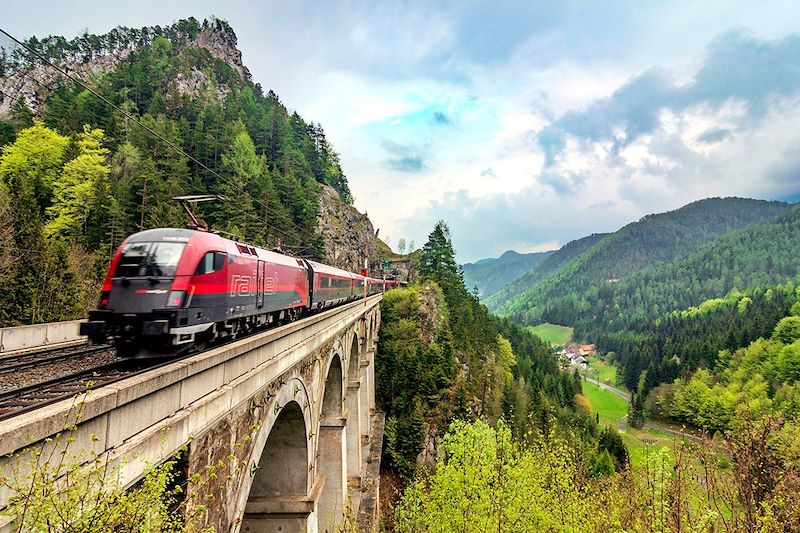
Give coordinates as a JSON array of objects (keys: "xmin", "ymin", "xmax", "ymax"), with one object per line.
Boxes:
[{"xmin": 557, "ymin": 343, "xmax": 597, "ymax": 370}]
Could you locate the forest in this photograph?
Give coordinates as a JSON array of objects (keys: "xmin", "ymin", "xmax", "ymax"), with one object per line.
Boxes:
[
  {"xmin": 377, "ymin": 222, "xmax": 632, "ymax": 520},
  {"xmin": 0, "ymin": 17, "xmax": 351, "ymax": 326},
  {"xmin": 379, "ymin": 220, "xmax": 800, "ymax": 532},
  {"xmin": 491, "ymin": 199, "xmax": 800, "ymax": 390}
]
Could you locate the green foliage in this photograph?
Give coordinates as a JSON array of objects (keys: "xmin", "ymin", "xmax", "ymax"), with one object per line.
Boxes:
[
  {"xmin": 396, "ymin": 418, "xmax": 800, "ymax": 532},
  {"xmin": 772, "ymin": 316, "xmax": 800, "ymax": 344},
  {"xmin": 45, "ymin": 125, "xmax": 111, "ymax": 245},
  {"xmin": 419, "ymin": 220, "xmax": 460, "ymax": 288},
  {"xmin": 377, "ymin": 283, "xmax": 455, "ymax": 474},
  {"xmin": 395, "ymin": 420, "xmax": 596, "ymax": 532},
  {"xmin": 598, "ymin": 426, "xmax": 629, "ymax": 471},
  {"xmin": 592, "ymin": 449, "xmax": 616, "ymax": 476},
  {"xmin": 649, "ymin": 311, "xmax": 800, "ymax": 431},
  {"xmin": 0, "ymin": 396, "xmax": 194, "ymax": 532},
  {"xmin": 0, "ymin": 121, "xmax": 70, "ymax": 212},
  {"xmin": 0, "ymin": 122, "xmax": 94, "ymax": 324},
  {"xmin": 0, "ymin": 17, "xmax": 354, "ymax": 325},
  {"xmin": 628, "ymin": 371, "xmax": 647, "ymax": 428}
]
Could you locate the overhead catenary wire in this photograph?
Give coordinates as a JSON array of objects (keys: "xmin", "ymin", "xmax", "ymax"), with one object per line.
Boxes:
[{"xmin": 0, "ymin": 27, "xmax": 324, "ymax": 252}]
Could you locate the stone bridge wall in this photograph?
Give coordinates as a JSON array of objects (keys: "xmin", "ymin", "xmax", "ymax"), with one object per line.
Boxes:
[{"xmin": 0, "ymin": 296, "xmax": 383, "ymax": 533}]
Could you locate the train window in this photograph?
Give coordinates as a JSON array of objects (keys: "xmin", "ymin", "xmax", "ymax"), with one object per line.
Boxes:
[
  {"xmin": 195, "ymin": 251, "xmax": 227, "ymax": 275},
  {"xmin": 214, "ymin": 252, "xmax": 226, "ymax": 271},
  {"xmin": 115, "ymin": 242, "xmax": 185, "ymax": 277}
]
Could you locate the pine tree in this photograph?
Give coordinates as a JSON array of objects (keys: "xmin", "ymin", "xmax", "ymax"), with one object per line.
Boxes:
[{"xmin": 419, "ymin": 220, "xmax": 459, "ymax": 289}]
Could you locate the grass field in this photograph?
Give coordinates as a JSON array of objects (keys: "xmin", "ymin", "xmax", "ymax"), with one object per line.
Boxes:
[
  {"xmin": 528, "ymin": 323, "xmax": 573, "ymax": 345},
  {"xmin": 582, "ymin": 381, "xmax": 628, "ymax": 426},
  {"xmin": 582, "ymin": 379, "xmax": 681, "ymax": 467},
  {"xmin": 587, "ymin": 358, "xmax": 629, "ymax": 391}
]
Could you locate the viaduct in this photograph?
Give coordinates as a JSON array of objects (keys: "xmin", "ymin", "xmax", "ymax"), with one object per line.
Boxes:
[{"xmin": 0, "ymin": 295, "xmax": 384, "ymax": 532}]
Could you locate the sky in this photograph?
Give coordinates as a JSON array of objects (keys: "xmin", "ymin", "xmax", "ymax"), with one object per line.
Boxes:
[{"xmin": 3, "ymin": 1, "xmax": 800, "ymax": 262}]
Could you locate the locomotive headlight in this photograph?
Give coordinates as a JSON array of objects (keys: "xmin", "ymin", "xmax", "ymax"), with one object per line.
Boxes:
[
  {"xmin": 166, "ymin": 290, "xmax": 186, "ymax": 307},
  {"xmin": 99, "ymin": 291, "xmax": 110, "ymax": 309}
]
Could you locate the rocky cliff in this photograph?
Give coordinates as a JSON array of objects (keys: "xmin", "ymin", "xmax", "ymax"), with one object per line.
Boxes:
[
  {"xmin": 0, "ymin": 18, "xmax": 246, "ymax": 119},
  {"xmin": 317, "ymin": 184, "xmax": 379, "ymax": 272},
  {"xmin": 0, "ymin": 17, "xmax": 379, "ymax": 275}
]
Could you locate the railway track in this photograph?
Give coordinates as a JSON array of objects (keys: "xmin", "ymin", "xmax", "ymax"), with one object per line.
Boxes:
[
  {"xmin": 0, "ymin": 357, "xmax": 184, "ymax": 422},
  {"xmin": 0, "ymin": 313, "xmax": 306, "ymax": 423},
  {"xmin": 0, "ymin": 343, "xmax": 113, "ymax": 374}
]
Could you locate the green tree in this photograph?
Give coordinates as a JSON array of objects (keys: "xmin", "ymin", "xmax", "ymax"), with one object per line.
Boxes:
[
  {"xmin": 216, "ymin": 128, "xmax": 265, "ymax": 241},
  {"xmin": 45, "ymin": 125, "xmax": 111, "ymax": 246},
  {"xmin": 592, "ymin": 449, "xmax": 616, "ymax": 476},
  {"xmin": 0, "ymin": 122, "xmax": 70, "ymax": 323},
  {"xmin": 0, "ymin": 121, "xmax": 69, "ymax": 215},
  {"xmin": 773, "ymin": 316, "xmax": 800, "ymax": 345},
  {"xmin": 419, "ymin": 220, "xmax": 459, "ymax": 288}
]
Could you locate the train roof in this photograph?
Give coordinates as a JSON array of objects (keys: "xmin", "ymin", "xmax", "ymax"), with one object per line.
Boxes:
[
  {"xmin": 305, "ymin": 259, "xmax": 357, "ymax": 279},
  {"xmin": 125, "ymin": 228, "xmax": 306, "ymax": 270},
  {"xmin": 127, "ymin": 228, "xmax": 198, "ymax": 242}
]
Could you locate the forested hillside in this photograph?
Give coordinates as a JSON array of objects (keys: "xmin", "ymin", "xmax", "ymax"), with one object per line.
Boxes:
[
  {"xmin": 377, "ymin": 221, "xmax": 624, "ymax": 480},
  {"xmin": 494, "ymin": 201, "xmax": 800, "ymax": 391},
  {"xmin": 492, "ymin": 197, "xmax": 790, "ymax": 317},
  {"xmin": 461, "ymin": 249, "xmax": 552, "ymax": 298},
  {"xmin": 591, "ymin": 205, "xmax": 800, "ymax": 388},
  {"xmin": 383, "ymin": 221, "xmax": 800, "ymax": 532},
  {"xmin": 485, "ymin": 232, "xmax": 607, "ymax": 310},
  {"xmin": 0, "ymin": 18, "xmax": 361, "ymax": 326}
]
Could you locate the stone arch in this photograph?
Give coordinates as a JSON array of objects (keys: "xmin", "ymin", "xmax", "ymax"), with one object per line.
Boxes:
[
  {"xmin": 317, "ymin": 347, "xmax": 348, "ymax": 532},
  {"xmin": 345, "ymin": 330, "xmax": 364, "ymax": 484},
  {"xmin": 237, "ymin": 377, "xmax": 313, "ymax": 532},
  {"xmin": 348, "ymin": 331, "xmax": 360, "ymax": 382},
  {"xmin": 250, "ymin": 401, "xmax": 307, "ymax": 497},
  {"xmin": 321, "ymin": 351, "xmax": 343, "ymax": 417}
]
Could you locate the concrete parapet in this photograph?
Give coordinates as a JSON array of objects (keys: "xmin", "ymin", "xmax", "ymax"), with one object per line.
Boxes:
[{"xmin": 0, "ymin": 320, "xmax": 85, "ymax": 353}]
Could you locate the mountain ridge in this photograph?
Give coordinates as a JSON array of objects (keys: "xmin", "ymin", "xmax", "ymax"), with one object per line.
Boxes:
[
  {"xmin": 490, "ymin": 197, "xmax": 792, "ymax": 318},
  {"xmin": 462, "ymin": 249, "xmax": 554, "ymax": 298}
]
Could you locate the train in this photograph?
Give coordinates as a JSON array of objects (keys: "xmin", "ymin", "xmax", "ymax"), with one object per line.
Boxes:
[{"xmin": 80, "ymin": 228, "xmax": 402, "ymax": 357}]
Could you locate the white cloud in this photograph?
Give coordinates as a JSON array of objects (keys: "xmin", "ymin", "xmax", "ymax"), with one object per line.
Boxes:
[{"xmin": 3, "ymin": 0, "xmax": 800, "ymax": 262}]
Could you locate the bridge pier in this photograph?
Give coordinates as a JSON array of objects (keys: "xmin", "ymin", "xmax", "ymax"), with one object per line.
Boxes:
[
  {"xmin": 345, "ymin": 383, "xmax": 362, "ymax": 484},
  {"xmin": 359, "ymin": 357, "xmax": 372, "ymax": 443},
  {"xmin": 317, "ymin": 417, "xmax": 347, "ymax": 532},
  {"xmin": 367, "ymin": 348, "xmax": 376, "ymax": 413}
]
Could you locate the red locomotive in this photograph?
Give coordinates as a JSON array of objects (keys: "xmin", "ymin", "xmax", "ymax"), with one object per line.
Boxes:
[{"xmin": 81, "ymin": 228, "xmax": 401, "ymax": 357}]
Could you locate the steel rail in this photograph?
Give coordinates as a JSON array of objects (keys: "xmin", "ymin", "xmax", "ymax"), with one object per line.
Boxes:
[{"xmin": 0, "ymin": 343, "xmax": 112, "ymax": 374}]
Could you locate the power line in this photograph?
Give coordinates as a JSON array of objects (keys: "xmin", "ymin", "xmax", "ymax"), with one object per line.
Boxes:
[{"xmin": 0, "ymin": 27, "xmax": 324, "ymax": 251}]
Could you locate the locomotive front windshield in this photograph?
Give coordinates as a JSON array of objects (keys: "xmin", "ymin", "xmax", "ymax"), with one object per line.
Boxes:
[{"xmin": 115, "ymin": 242, "xmax": 186, "ymax": 277}]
